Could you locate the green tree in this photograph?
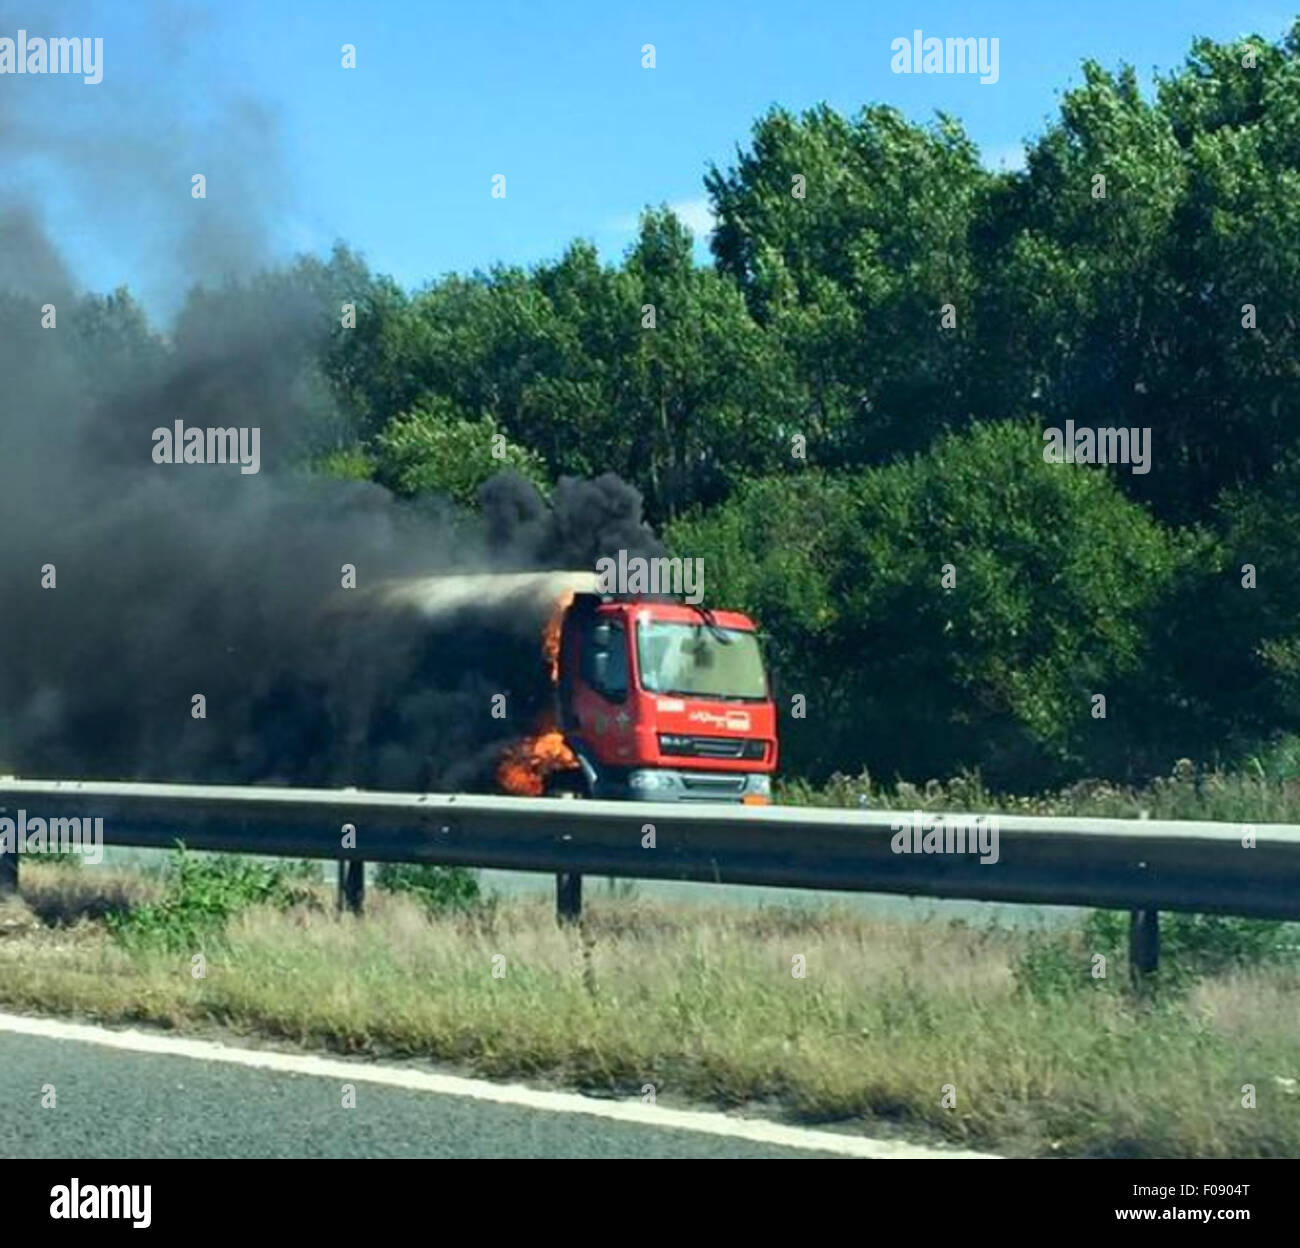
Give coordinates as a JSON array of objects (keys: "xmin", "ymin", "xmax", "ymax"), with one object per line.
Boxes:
[
  {"xmin": 977, "ymin": 28, "xmax": 1300, "ymax": 522},
  {"xmin": 368, "ymin": 219, "xmax": 793, "ymax": 521},
  {"xmin": 374, "ymin": 397, "xmax": 549, "ymax": 505},
  {"xmin": 673, "ymin": 423, "xmax": 1193, "ymax": 783},
  {"xmin": 1213, "ymin": 453, "xmax": 1300, "ymax": 734},
  {"xmin": 707, "ymin": 104, "xmax": 988, "ymax": 466}
]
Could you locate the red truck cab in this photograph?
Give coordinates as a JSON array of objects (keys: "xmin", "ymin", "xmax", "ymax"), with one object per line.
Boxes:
[{"xmin": 555, "ymin": 593, "xmax": 777, "ymax": 802}]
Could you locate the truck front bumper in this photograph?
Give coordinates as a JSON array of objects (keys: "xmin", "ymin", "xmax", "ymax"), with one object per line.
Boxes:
[{"xmin": 619, "ymin": 768, "xmax": 772, "ymax": 803}]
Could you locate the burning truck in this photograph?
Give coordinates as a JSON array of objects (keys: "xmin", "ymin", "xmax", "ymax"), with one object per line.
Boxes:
[{"xmin": 359, "ymin": 571, "xmax": 778, "ymax": 803}]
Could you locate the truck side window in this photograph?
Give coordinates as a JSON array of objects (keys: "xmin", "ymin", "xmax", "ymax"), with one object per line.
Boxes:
[{"xmin": 583, "ymin": 618, "xmax": 628, "ymax": 701}]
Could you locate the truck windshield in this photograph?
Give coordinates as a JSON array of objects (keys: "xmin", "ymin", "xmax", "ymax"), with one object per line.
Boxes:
[{"xmin": 635, "ymin": 621, "xmax": 768, "ymax": 701}]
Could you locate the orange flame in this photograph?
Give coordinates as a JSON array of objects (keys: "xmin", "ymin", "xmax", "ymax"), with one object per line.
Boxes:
[
  {"xmin": 496, "ymin": 724, "xmax": 578, "ymax": 796},
  {"xmin": 543, "ymin": 590, "xmax": 573, "ymax": 683},
  {"xmin": 497, "ymin": 591, "xmax": 580, "ymax": 795}
]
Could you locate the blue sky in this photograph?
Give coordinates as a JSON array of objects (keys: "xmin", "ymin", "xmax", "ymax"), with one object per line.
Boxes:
[{"xmin": 16, "ymin": 0, "xmax": 1298, "ymax": 309}]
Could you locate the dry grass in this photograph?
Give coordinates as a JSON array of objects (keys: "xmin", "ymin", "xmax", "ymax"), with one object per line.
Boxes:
[{"xmin": 1, "ymin": 862, "xmax": 1298, "ymax": 1157}]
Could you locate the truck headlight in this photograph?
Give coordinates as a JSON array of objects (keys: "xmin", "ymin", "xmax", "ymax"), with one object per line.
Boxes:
[
  {"xmin": 750, "ymin": 775, "xmax": 771, "ymax": 795},
  {"xmin": 628, "ymin": 769, "xmax": 678, "ymax": 790}
]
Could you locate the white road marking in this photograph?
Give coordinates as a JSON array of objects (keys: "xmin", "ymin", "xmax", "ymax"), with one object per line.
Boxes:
[{"xmin": 0, "ymin": 1010, "xmax": 999, "ymax": 1159}]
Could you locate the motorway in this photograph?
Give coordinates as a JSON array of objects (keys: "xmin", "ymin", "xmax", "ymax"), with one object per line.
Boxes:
[{"xmin": 0, "ymin": 1013, "xmax": 997, "ymax": 1160}]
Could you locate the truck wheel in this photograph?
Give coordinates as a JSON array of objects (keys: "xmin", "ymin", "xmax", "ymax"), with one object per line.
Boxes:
[{"xmin": 546, "ymin": 773, "xmax": 588, "ymax": 800}]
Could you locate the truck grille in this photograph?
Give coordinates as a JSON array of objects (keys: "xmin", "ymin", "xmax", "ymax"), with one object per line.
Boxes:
[{"xmin": 659, "ymin": 734, "xmax": 767, "ymax": 760}]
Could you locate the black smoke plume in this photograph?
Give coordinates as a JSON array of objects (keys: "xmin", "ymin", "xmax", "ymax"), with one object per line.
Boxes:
[
  {"xmin": 0, "ymin": 290, "xmax": 664, "ymax": 790},
  {"xmin": 0, "ymin": 5, "xmax": 665, "ymax": 791}
]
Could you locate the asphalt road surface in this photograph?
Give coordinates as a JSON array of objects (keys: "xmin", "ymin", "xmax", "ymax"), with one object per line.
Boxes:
[{"xmin": 1, "ymin": 1015, "xmax": 991, "ymax": 1160}]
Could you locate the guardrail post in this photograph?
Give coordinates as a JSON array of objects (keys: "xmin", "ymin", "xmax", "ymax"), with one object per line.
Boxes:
[
  {"xmin": 337, "ymin": 860, "xmax": 365, "ymax": 915},
  {"xmin": 1130, "ymin": 908, "xmax": 1160, "ymax": 976},
  {"xmin": 556, "ymin": 872, "xmax": 581, "ymax": 924}
]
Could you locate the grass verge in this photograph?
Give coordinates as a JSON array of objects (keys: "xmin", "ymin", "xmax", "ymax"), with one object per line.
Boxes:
[
  {"xmin": 1, "ymin": 855, "xmax": 1297, "ymax": 1157},
  {"xmin": 779, "ymin": 752, "xmax": 1300, "ymax": 822}
]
